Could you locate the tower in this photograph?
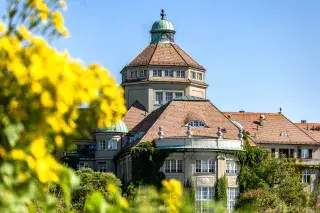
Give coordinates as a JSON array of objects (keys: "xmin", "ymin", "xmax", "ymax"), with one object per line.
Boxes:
[{"xmin": 121, "ymin": 10, "xmax": 208, "ymax": 112}]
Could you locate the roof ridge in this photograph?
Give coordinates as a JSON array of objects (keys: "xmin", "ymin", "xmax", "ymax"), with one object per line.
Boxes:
[
  {"xmin": 170, "ymin": 42, "xmax": 189, "ymax": 66},
  {"xmin": 225, "ymin": 111, "xmax": 280, "ymax": 115},
  {"xmin": 283, "ymin": 114, "xmax": 319, "ymax": 144},
  {"xmin": 147, "ymin": 42, "xmax": 158, "ymax": 65}
]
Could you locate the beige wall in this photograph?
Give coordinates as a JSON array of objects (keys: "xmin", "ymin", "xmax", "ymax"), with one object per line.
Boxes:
[
  {"xmin": 160, "ymin": 152, "xmax": 239, "ymax": 189},
  {"xmin": 186, "ymin": 85, "xmax": 206, "ymax": 99}
]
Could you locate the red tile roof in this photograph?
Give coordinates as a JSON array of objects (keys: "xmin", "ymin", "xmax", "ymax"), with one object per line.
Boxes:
[
  {"xmin": 125, "ymin": 43, "xmax": 205, "ymax": 70},
  {"xmin": 122, "ymin": 101, "xmax": 148, "ymax": 131},
  {"xmin": 295, "ymin": 123, "xmax": 320, "ymax": 142},
  {"xmin": 129, "ymin": 100, "xmax": 240, "ymax": 142},
  {"xmin": 224, "ymin": 112, "xmax": 318, "ymax": 145}
]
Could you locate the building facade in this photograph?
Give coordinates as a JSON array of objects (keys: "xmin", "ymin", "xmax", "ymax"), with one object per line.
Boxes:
[{"xmin": 59, "ymin": 10, "xmax": 320, "ymax": 212}]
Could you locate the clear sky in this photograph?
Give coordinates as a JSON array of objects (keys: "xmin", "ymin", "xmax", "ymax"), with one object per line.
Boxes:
[{"xmin": 1, "ymin": 0, "xmax": 319, "ymax": 122}]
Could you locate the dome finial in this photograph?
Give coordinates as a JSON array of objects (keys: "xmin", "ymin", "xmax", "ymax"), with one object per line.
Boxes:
[{"xmin": 160, "ymin": 9, "xmax": 166, "ymax": 20}]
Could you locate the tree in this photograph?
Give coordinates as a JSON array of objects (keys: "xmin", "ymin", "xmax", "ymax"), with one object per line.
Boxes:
[
  {"xmin": 0, "ymin": 0, "xmax": 126, "ymax": 212},
  {"xmin": 236, "ymin": 144, "xmax": 311, "ymax": 212}
]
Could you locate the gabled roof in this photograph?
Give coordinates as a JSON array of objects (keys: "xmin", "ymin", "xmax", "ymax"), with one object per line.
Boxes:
[
  {"xmin": 125, "ymin": 43, "xmax": 205, "ymax": 70},
  {"xmin": 130, "ymin": 100, "xmax": 240, "ymax": 142},
  {"xmin": 122, "ymin": 101, "xmax": 148, "ymax": 131},
  {"xmin": 295, "ymin": 123, "xmax": 320, "ymax": 142},
  {"xmin": 224, "ymin": 112, "xmax": 318, "ymax": 145}
]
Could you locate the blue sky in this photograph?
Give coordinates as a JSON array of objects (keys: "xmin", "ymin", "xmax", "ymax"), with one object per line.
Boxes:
[{"xmin": 1, "ymin": 0, "xmax": 319, "ymax": 122}]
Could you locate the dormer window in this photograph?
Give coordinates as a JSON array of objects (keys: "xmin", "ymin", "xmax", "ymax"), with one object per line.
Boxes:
[
  {"xmin": 280, "ymin": 132, "xmax": 287, "ymax": 137},
  {"xmin": 139, "ymin": 70, "xmax": 148, "ymax": 77},
  {"xmin": 186, "ymin": 120, "xmax": 206, "ymax": 127},
  {"xmin": 197, "ymin": 72, "xmax": 203, "ymax": 81}
]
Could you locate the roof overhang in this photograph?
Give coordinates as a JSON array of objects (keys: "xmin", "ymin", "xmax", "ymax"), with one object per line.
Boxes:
[{"xmin": 155, "ymin": 137, "xmax": 243, "ymax": 151}]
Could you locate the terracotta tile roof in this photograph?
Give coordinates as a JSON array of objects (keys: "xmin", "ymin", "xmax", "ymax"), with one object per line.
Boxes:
[
  {"xmin": 131, "ymin": 100, "xmax": 240, "ymax": 142},
  {"xmin": 122, "ymin": 101, "xmax": 148, "ymax": 131},
  {"xmin": 126, "ymin": 43, "xmax": 205, "ymax": 70},
  {"xmin": 224, "ymin": 112, "xmax": 318, "ymax": 145},
  {"xmin": 295, "ymin": 123, "xmax": 320, "ymax": 142}
]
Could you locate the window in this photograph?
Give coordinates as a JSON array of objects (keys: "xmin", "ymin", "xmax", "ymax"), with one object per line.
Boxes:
[
  {"xmin": 153, "ymin": 70, "xmax": 162, "ymax": 77},
  {"xmin": 175, "ymin": 92, "xmax": 183, "ymax": 98},
  {"xmin": 279, "ymin": 149, "xmax": 294, "ymax": 158},
  {"xmin": 191, "ymin": 71, "xmax": 196, "ymax": 79},
  {"xmin": 195, "ymin": 187, "xmax": 214, "ymax": 213},
  {"xmin": 130, "ymin": 70, "xmax": 137, "ymax": 78},
  {"xmin": 107, "ymin": 139, "xmax": 117, "ymax": 150},
  {"xmin": 280, "ymin": 132, "xmax": 287, "ymax": 137},
  {"xmin": 99, "ymin": 162, "xmax": 107, "ymax": 172},
  {"xmin": 196, "ymin": 159, "xmax": 214, "ymax": 173},
  {"xmin": 226, "ymin": 160, "xmax": 239, "ymax": 174},
  {"xmin": 165, "ymin": 92, "xmax": 173, "ymax": 102},
  {"xmin": 77, "ymin": 162, "xmax": 89, "ymax": 170},
  {"xmin": 197, "ymin": 72, "xmax": 203, "ymax": 81},
  {"xmin": 144, "ymin": 69, "xmax": 147, "ymax": 77},
  {"xmin": 99, "ymin": 141, "xmax": 106, "ymax": 150},
  {"xmin": 155, "ymin": 92, "xmax": 163, "ymax": 105},
  {"xmin": 139, "ymin": 70, "xmax": 144, "ymax": 77},
  {"xmin": 165, "ymin": 70, "xmax": 173, "ymax": 77},
  {"xmin": 271, "ymin": 148, "xmax": 276, "ymax": 157},
  {"xmin": 302, "ymin": 169, "xmax": 311, "ymax": 184},
  {"xmin": 299, "ymin": 148, "xmax": 312, "ymax": 159},
  {"xmin": 227, "ymin": 188, "xmax": 239, "ymax": 212},
  {"xmin": 176, "ymin": 70, "xmax": 185, "ymax": 78},
  {"xmin": 165, "ymin": 159, "xmax": 182, "ymax": 173},
  {"xmin": 186, "ymin": 120, "xmax": 206, "ymax": 127}
]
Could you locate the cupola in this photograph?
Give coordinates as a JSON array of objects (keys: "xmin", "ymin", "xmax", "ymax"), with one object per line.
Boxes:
[{"xmin": 150, "ymin": 9, "xmax": 176, "ymax": 44}]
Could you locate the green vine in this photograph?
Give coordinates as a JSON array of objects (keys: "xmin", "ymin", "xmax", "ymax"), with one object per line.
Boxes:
[
  {"xmin": 130, "ymin": 141, "xmax": 171, "ymax": 188},
  {"xmin": 215, "ymin": 176, "xmax": 227, "ymax": 206},
  {"xmin": 185, "ymin": 178, "xmax": 195, "ymax": 205}
]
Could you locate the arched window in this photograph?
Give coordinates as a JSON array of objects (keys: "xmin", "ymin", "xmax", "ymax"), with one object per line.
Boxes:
[{"xmin": 185, "ymin": 120, "xmax": 206, "ymax": 127}]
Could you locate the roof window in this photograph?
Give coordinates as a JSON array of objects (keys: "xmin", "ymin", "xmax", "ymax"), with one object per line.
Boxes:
[
  {"xmin": 185, "ymin": 120, "xmax": 206, "ymax": 127},
  {"xmin": 280, "ymin": 132, "xmax": 287, "ymax": 137}
]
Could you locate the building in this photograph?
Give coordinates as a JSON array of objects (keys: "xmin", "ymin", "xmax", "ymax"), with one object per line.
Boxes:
[
  {"xmin": 225, "ymin": 112, "xmax": 320, "ymax": 192},
  {"xmin": 60, "ymin": 10, "xmax": 319, "ymax": 212}
]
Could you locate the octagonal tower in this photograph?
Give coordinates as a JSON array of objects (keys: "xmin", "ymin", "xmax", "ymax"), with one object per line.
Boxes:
[{"xmin": 121, "ymin": 9, "xmax": 208, "ymax": 112}]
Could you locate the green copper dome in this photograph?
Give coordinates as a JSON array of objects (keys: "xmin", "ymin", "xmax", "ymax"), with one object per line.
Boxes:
[
  {"xmin": 151, "ymin": 19, "xmax": 175, "ymax": 33},
  {"xmin": 96, "ymin": 120, "xmax": 128, "ymax": 133},
  {"xmin": 150, "ymin": 9, "xmax": 175, "ymax": 44}
]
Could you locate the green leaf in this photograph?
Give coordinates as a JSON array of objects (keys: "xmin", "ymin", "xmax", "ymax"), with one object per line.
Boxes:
[
  {"xmin": 4, "ymin": 122, "xmax": 24, "ymax": 147},
  {"xmin": 83, "ymin": 192, "xmax": 108, "ymax": 213}
]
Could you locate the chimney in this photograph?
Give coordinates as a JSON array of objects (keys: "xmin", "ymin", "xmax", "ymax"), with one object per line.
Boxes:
[
  {"xmin": 259, "ymin": 115, "xmax": 265, "ymax": 126},
  {"xmin": 301, "ymin": 120, "xmax": 307, "ymax": 124}
]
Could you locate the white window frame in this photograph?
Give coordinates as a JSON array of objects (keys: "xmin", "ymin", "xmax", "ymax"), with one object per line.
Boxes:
[
  {"xmin": 226, "ymin": 160, "xmax": 239, "ymax": 174},
  {"xmin": 153, "ymin": 70, "xmax": 162, "ymax": 77},
  {"xmin": 191, "ymin": 71, "xmax": 196, "ymax": 79},
  {"xmin": 196, "ymin": 159, "xmax": 215, "ymax": 173},
  {"xmin": 165, "ymin": 92, "xmax": 173, "ymax": 102},
  {"xmin": 165, "ymin": 159, "xmax": 183, "ymax": 173},
  {"xmin": 302, "ymin": 169, "xmax": 311, "ymax": 184},
  {"xmin": 165, "ymin": 70, "xmax": 173, "ymax": 77},
  {"xmin": 195, "ymin": 187, "xmax": 214, "ymax": 213},
  {"xmin": 176, "ymin": 70, "xmax": 185, "ymax": 78},
  {"xmin": 197, "ymin": 72, "xmax": 203, "ymax": 81},
  {"xmin": 186, "ymin": 120, "xmax": 206, "ymax": 127},
  {"xmin": 175, "ymin": 92, "xmax": 183, "ymax": 98},
  {"xmin": 107, "ymin": 139, "xmax": 117, "ymax": 150},
  {"xmin": 99, "ymin": 162, "xmax": 107, "ymax": 172},
  {"xmin": 155, "ymin": 91, "xmax": 163, "ymax": 105},
  {"xmin": 99, "ymin": 141, "xmax": 106, "ymax": 150},
  {"xmin": 301, "ymin": 149, "xmax": 309, "ymax": 159},
  {"xmin": 227, "ymin": 187, "xmax": 239, "ymax": 212}
]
